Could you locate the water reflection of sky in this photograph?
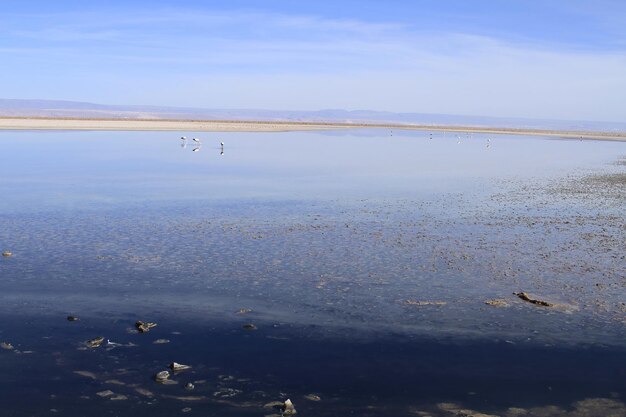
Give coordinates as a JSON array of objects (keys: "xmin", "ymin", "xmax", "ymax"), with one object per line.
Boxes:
[
  {"xmin": 0, "ymin": 130, "xmax": 624, "ymax": 348},
  {"xmin": 0, "ymin": 130, "xmax": 623, "ymax": 212}
]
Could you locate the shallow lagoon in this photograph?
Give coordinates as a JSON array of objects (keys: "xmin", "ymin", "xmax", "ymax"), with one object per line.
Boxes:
[{"xmin": 0, "ymin": 130, "xmax": 624, "ymax": 416}]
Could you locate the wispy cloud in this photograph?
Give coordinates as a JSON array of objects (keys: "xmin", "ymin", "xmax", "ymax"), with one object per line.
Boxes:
[{"xmin": 1, "ymin": 6, "xmax": 625, "ymax": 121}]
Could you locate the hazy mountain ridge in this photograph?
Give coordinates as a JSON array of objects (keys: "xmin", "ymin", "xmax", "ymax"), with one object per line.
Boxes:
[{"xmin": 1, "ymin": 99, "xmax": 625, "ymax": 133}]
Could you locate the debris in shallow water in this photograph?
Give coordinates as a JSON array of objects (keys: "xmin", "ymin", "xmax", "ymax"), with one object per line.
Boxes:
[
  {"xmin": 405, "ymin": 300, "xmax": 447, "ymax": 306},
  {"xmin": 169, "ymin": 362, "xmax": 192, "ymax": 372},
  {"xmin": 67, "ymin": 315, "xmax": 79, "ymax": 321},
  {"xmin": 2, "ymin": 251, "xmax": 12, "ymax": 257},
  {"xmin": 110, "ymin": 394, "xmax": 128, "ymax": 401},
  {"xmin": 96, "ymin": 390, "xmax": 114, "ymax": 398},
  {"xmin": 282, "ymin": 399, "xmax": 297, "ymax": 415},
  {"xmin": 237, "ymin": 308, "xmax": 252, "ymax": 314},
  {"xmin": 185, "ymin": 382, "xmax": 195, "ymax": 391},
  {"xmin": 135, "ymin": 388, "xmax": 154, "ymax": 397},
  {"xmin": 162, "ymin": 395, "xmax": 207, "ymax": 401},
  {"xmin": 242, "ymin": 323, "xmax": 257, "ymax": 330},
  {"xmin": 182, "ymin": 407, "xmax": 192, "ymax": 413},
  {"xmin": 105, "ymin": 379, "xmax": 125, "ymax": 386},
  {"xmin": 153, "ymin": 339, "xmax": 170, "ymax": 344},
  {"xmin": 73, "ymin": 370, "xmax": 97, "ymax": 380},
  {"xmin": 514, "ymin": 292, "xmax": 553, "ymax": 307},
  {"xmin": 154, "ymin": 370, "xmax": 171, "ymax": 383},
  {"xmin": 85, "ymin": 337, "xmax": 105, "ymax": 348},
  {"xmin": 136, "ymin": 321, "xmax": 157, "ymax": 333},
  {"xmin": 438, "ymin": 402, "xmax": 499, "ymax": 417},
  {"xmin": 304, "ymin": 394, "xmax": 321, "ymax": 401},
  {"xmin": 484, "ymin": 299, "xmax": 509, "ymax": 307},
  {"xmin": 1, "ymin": 342, "xmax": 14, "ymax": 350},
  {"xmin": 213, "ymin": 388, "xmax": 242, "ymax": 398}
]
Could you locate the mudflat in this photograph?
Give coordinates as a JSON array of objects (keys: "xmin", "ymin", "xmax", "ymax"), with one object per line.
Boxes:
[{"xmin": 1, "ymin": 116, "xmax": 625, "ymax": 140}]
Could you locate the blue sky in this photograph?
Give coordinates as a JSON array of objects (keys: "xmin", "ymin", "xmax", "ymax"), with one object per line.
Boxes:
[{"xmin": 1, "ymin": 0, "xmax": 625, "ymax": 121}]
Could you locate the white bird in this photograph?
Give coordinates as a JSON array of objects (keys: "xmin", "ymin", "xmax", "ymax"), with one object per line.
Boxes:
[
  {"xmin": 181, "ymin": 136, "xmax": 187, "ymax": 140},
  {"xmin": 220, "ymin": 141, "xmax": 224, "ymax": 146},
  {"xmin": 192, "ymin": 147, "xmax": 200, "ymax": 152},
  {"xmin": 192, "ymin": 137, "xmax": 201, "ymax": 144}
]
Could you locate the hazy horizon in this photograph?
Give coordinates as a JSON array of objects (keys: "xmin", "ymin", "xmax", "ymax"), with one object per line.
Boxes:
[{"xmin": 3, "ymin": 97, "xmax": 626, "ymax": 133}]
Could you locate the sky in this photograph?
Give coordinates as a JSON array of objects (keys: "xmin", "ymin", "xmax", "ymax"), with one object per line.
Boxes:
[{"xmin": 1, "ymin": 0, "xmax": 625, "ymax": 122}]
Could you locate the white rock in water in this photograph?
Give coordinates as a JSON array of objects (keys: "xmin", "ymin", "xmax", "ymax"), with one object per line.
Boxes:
[
  {"xmin": 1, "ymin": 342, "xmax": 14, "ymax": 350},
  {"xmin": 283, "ymin": 399, "xmax": 297, "ymax": 415},
  {"xmin": 169, "ymin": 362, "xmax": 192, "ymax": 372},
  {"xmin": 154, "ymin": 370, "xmax": 170, "ymax": 382}
]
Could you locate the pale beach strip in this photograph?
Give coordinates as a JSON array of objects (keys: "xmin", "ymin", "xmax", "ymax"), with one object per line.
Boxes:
[{"xmin": 1, "ymin": 117, "xmax": 625, "ymax": 141}]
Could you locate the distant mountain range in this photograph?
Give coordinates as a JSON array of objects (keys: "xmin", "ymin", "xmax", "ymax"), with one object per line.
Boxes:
[{"xmin": 1, "ymin": 98, "xmax": 625, "ymax": 133}]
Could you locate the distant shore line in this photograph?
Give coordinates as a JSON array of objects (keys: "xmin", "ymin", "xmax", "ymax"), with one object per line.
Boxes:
[{"xmin": 1, "ymin": 116, "xmax": 625, "ymax": 141}]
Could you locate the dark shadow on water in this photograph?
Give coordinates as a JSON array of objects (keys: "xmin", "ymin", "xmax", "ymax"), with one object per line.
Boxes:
[{"xmin": 1, "ymin": 315, "xmax": 624, "ymax": 416}]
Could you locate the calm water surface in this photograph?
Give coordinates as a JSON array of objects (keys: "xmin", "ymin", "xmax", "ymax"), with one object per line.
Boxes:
[{"xmin": 0, "ymin": 130, "xmax": 625, "ymax": 416}]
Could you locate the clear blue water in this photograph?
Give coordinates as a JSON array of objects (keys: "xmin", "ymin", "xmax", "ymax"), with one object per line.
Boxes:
[{"xmin": 0, "ymin": 130, "xmax": 624, "ymax": 416}]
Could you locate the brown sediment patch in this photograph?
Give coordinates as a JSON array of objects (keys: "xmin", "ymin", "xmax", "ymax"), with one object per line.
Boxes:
[
  {"xmin": 485, "ymin": 299, "xmax": 509, "ymax": 307},
  {"xmin": 514, "ymin": 292, "xmax": 553, "ymax": 307}
]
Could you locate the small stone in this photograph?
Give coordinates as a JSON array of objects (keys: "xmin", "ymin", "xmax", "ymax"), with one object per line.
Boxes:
[
  {"xmin": 2, "ymin": 251, "xmax": 12, "ymax": 257},
  {"xmin": 155, "ymin": 370, "xmax": 171, "ymax": 383},
  {"xmin": 185, "ymin": 383, "xmax": 195, "ymax": 391},
  {"xmin": 67, "ymin": 316, "xmax": 79, "ymax": 321},
  {"xmin": 304, "ymin": 394, "xmax": 321, "ymax": 401},
  {"xmin": 153, "ymin": 339, "xmax": 170, "ymax": 344},
  {"xmin": 182, "ymin": 407, "xmax": 192, "ymax": 413},
  {"xmin": 242, "ymin": 323, "xmax": 257, "ymax": 330},
  {"xmin": 282, "ymin": 399, "xmax": 297, "ymax": 415},
  {"xmin": 169, "ymin": 362, "xmax": 192, "ymax": 372},
  {"xmin": 85, "ymin": 337, "xmax": 105, "ymax": 348},
  {"xmin": 110, "ymin": 394, "xmax": 128, "ymax": 401},
  {"xmin": 237, "ymin": 308, "xmax": 252, "ymax": 314},
  {"xmin": 514, "ymin": 292, "xmax": 553, "ymax": 307},
  {"xmin": 1, "ymin": 342, "xmax": 14, "ymax": 350},
  {"xmin": 136, "ymin": 321, "xmax": 157, "ymax": 333}
]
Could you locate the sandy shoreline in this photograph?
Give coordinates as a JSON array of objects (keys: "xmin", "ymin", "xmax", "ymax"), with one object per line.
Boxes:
[{"xmin": 1, "ymin": 116, "xmax": 625, "ymax": 141}]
